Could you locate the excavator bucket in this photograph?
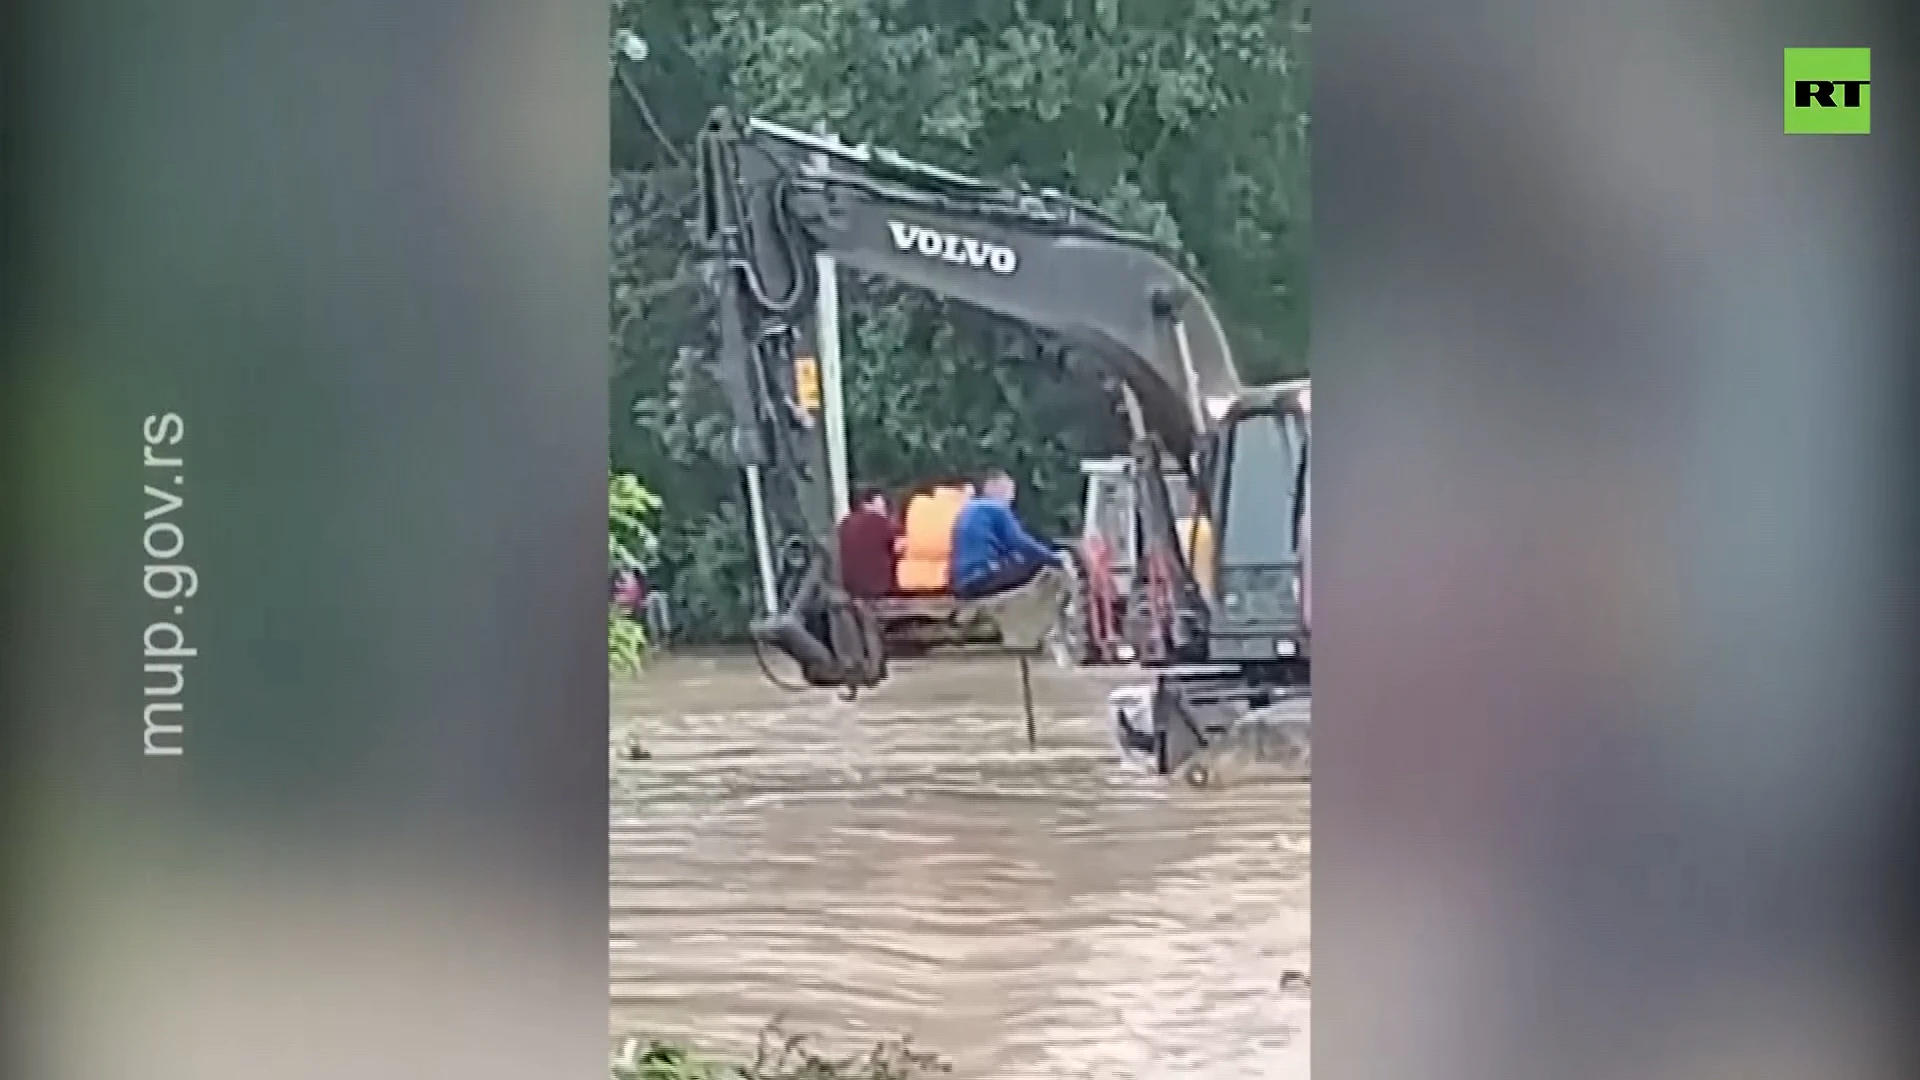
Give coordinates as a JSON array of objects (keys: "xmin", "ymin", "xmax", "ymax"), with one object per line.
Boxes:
[{"xmin": 953, "ymin": 563, "xmax": 1071, "ymax": 652}]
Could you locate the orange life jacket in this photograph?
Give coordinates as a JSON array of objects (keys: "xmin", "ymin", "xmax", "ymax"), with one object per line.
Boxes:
[{"xmin": 896, "ymin": 486, "xmax": 968, "ymax": 592}]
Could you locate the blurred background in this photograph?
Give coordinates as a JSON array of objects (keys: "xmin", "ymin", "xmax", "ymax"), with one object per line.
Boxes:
[
  {"xmin": 1317, "ymin": 3, "xmax": 1912, "ymax": 1078},
  {"xmin": 5, "ymin": 3, "xmax": 611, "ymax": 1079}
]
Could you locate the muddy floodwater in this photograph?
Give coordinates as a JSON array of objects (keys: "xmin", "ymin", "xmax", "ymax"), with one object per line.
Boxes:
[{"xmin": 611, "ymin": 652, "xmax": 1309, "ymax": 1080}]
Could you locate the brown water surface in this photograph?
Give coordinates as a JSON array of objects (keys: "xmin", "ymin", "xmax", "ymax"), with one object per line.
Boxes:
[{"xmin": 611, "ymin": 652, "xmax": 1309, "ymax": 1079}]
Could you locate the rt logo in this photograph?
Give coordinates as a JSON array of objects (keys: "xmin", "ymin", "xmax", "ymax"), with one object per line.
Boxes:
[{"xmin": 1785, "ymin": 48, "xmax": 1870, "ymax": 134}]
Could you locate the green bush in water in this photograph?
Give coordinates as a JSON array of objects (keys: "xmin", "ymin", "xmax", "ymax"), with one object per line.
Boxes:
[
  {"xmin": 612, "ymin": 1026, "xmax": 950, "ymax": 1080},
  {"xmin": 610, "ymin": 470, "xmax": 662, "ymax": 675}
]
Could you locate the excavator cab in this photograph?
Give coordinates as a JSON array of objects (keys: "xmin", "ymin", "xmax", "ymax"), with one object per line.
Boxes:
[
  {"xmin": 1202, "ymin": 383, "xmax": 1310, "ymax": 679},
  {"xmin": 1104, "ymin": 381, "xmax": 1310, "ymax": 785}
]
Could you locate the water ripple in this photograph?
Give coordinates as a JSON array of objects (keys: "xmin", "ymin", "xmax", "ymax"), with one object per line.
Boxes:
[{"xmin": 611, "ymin": 654, "xmax": 1308, "ymax": 1080}]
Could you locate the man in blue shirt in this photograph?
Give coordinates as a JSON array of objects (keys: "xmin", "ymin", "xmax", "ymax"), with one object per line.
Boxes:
[{"xmin": 949, "ymin": 468, "xmax": 1062, "ymax": 600}]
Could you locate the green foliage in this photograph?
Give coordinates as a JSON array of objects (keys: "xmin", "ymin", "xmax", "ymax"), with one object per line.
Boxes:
[
  {"xmin": 612, "ymin": 1028, "xmax": 950, "ymax": 1080},
  {"xmin": 612, "ymin": 0, "xmax": 1309, "ymax": 642},
  {"xmin": 610, "ymin": 471, "xmax": 663, "ymax": 674},
  {"xmin": 611, "ymin": 471, "xmax": 663, "ymax": 570},
  {"xmin": 612, "ymin": 1040, "xmax": 731, "ymax": 1080},
  {"xmin": 609, "ymin": 608, "xmax": 650, "ymax": 676}
]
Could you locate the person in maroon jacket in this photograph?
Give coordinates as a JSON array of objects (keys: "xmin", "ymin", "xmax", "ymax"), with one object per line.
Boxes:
[{"xmin": 836, "ymin": 485, "xmax": 901, "ymax": 599}]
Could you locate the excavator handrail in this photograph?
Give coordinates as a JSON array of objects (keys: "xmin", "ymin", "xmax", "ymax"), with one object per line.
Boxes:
[{"xmin": 744, "ymin": 117, "xmax": 1148, "ymax": 242}]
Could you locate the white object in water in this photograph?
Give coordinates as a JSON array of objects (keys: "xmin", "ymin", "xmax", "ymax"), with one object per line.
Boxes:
[{"xmin": 1106, "ymin": 684, "xmax": 1159, "ymax": 773}]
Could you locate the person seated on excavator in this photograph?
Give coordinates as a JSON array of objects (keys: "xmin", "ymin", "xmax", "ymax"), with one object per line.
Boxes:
[
  {"xmin": 949, "ymin": 468, "xmax": 1063, "ymax": 602},
  {"xmin": 836, "ymin": 484, "xmax": 900, "ymax": 600}
]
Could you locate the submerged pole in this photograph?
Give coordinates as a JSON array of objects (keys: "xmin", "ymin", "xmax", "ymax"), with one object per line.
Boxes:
[{"xmin": 1020, "ymin": 656, "xmax": 1037, "ymax": 749}]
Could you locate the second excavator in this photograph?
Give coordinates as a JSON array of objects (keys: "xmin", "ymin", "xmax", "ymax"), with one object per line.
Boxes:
[{"xmin": 693, "ymin": 107, "xmax": 1309, "ymax": 783}]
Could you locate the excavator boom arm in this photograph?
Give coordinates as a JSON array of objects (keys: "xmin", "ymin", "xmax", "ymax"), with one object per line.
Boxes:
[{"xmin": 695, "ymin": 107, "xmax": 1240, "ymax": 690}]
